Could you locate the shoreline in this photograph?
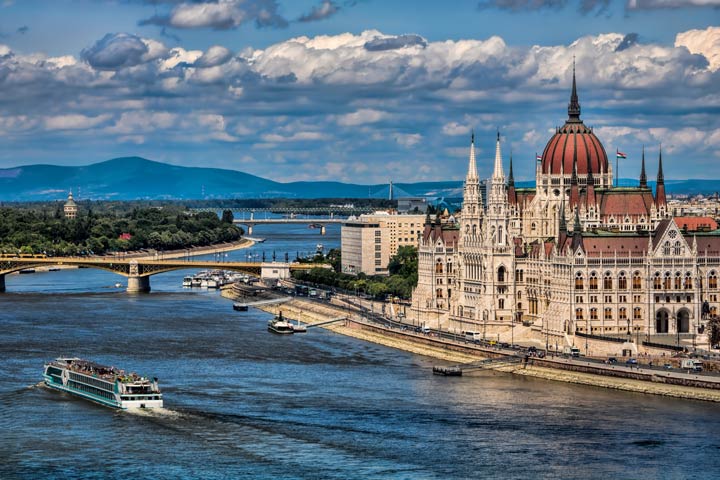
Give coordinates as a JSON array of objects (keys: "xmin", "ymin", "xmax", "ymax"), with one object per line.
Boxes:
[{"xmin": 245, "ymin": 296, "xmax": 720, "ymax": 403}]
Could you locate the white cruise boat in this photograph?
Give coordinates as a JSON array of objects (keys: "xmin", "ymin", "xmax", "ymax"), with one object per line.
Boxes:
[
  {"xmin": 43, "ymin": 358, "xmax": 163, "ymax": 409},
  {"xmin": 182, "ymin": 276, "xmax": 193, "ymax": 287}
]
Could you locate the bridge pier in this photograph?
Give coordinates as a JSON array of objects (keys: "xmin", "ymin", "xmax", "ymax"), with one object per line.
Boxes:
[
  {"xmin": 0, "ymin": 274, "xmax": 5, "ymax": 293},
  {"xmin": 320, "ymin": 225, "xmax": 326, "ymax": 235},
  {"xmin": 127, "ymin": 276, "xmax": 151, "ymax": 294},
  {"xmin": 247, "ymin": 225, "xmax": 253, "ymax": 235}
]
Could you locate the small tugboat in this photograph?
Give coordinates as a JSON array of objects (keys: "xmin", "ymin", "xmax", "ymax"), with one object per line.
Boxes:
[
  {"xmin": 43, "ymin": 357, "xmax": 163, "ymax": 409},
  {"xmin": 268, "ymin": 311, "xmax": 294, "ymax": 334}
]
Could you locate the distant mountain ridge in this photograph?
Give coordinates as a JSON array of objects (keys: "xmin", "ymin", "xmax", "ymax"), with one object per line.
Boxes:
[{"xmin": 0, "ymin": 157, "xmax": 714, "ymax": 201}]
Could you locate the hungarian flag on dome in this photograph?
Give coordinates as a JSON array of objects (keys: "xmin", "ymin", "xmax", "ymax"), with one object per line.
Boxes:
[
  {"xmin": 616, "ymin": 150, "xmax": 627, "ymax": 159},
  {"xmin": 536, "ymin": 154, "xmax": 542, "ymax": 161}
]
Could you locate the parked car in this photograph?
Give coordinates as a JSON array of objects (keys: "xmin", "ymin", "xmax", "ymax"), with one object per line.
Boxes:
[
  {"xmin": 626, "ymin": 358, "xmax": 638, "ymax": 365},
  {"xmin": 606, "ymin": 357, "xmax": 618, "ymax": 364}
]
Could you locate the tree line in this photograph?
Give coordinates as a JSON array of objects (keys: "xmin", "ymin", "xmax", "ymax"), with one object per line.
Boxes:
[
  {"xmin": 0, "ymin": 206, "xmax": 243, "ymax": 256},
  {"xmin": 292, "ymin": 246, "xmax": 418, "ymax": 300}
]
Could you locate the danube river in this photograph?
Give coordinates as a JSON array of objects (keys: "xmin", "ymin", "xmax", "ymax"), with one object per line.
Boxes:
[{"xmin": 3, "ymin": 222, "xmax": 720, "ymax": 479}]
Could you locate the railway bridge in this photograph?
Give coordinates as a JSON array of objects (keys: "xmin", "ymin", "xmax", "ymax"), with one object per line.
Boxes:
[{"xmin": 0, "ymin": 257, "xmax": 323, "ymax": 293}]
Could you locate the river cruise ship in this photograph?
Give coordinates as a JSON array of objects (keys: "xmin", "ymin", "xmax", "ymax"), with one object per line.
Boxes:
[{"xmin": 43, "ymin": 358, "xmax": 163, "ymax": 409}]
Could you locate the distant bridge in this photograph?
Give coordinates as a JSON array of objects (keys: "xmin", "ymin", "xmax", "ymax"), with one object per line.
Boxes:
[
  {"xmin": 191, "ymin": 206, "xmax": 375, "ymax": 216},
  {"xmin": 233, "ymin": 217, "xmax": 344, "ymax": 235},
  {"xmin": 0, "ymin": 257, "xmax": 325, "ymax": 293}
]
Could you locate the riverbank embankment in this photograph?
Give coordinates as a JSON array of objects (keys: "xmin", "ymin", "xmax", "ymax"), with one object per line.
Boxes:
[{"xmin": 233, "ymin": 294, "xmax": 720, "ymax": 402}]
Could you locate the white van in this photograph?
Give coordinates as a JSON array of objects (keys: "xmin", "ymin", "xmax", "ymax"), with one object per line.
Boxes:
[
  {"xmin": 681, "ymin": 359, "xmax": 703, "ymax": 372},
  {"xmin": 464, "ymin": 331, "xmax": 482, "ymax": 342}
]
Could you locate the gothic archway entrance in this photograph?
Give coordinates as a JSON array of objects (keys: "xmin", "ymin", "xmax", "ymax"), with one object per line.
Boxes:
[
  {"xmin": 677, "ymin": 309, "xmax": 690, "ymax": 333},
  {"xmin": 655, "ymin": 309, "xmax": 669, "ymax": 334}
]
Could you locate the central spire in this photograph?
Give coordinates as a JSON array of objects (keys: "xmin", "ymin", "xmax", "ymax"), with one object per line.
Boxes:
[
  {"xmin": 568, "ymin": 58, "xmax": 581, "ymax": 122},
  {"xmin": 466, "ymin": 130, "xmax": 478, "ymax": 180},
  {"xmin": 492, "ymin": 129, "xmax": 504, "ymax": 180}
]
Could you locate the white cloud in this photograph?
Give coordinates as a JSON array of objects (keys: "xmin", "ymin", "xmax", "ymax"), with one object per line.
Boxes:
[
  {"xmin": 44, "ymin": 114, "xmax": 111, "ymax": 130},
  {"xmin": 336, "ymin": 109, "xmax": 388, "ymax": 126},
  {"xmin": 675, "ymin": 26, "xmax": 720, "ymax": 72},
  {"xmin": 442, "ymin": 122, "xmax": 470, "ymax": 136},
  {"xmin": 395, "ymin": 133, "xmax": 423, "ymax": 148}
]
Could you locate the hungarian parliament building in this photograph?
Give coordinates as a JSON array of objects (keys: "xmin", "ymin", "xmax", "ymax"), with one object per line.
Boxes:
[{"xmin": 411, "ymin": 71, "xmax": 720, "ymax": 347}]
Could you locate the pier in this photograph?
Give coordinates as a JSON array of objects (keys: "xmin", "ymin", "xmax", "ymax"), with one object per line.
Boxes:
[{"xmin": 433, "ymin": 356, "xmax": 524, "ymax": 376}]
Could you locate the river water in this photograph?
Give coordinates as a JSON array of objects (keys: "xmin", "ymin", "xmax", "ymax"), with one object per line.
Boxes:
[{"xmin": 2, "ymin": 221, "xmax": 720, "ymax": 479}]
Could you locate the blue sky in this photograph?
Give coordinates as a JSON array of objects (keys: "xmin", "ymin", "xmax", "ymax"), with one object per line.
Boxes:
[{"xmin": 0, "ymin": 0, "xmax": 718, "ymax": 184}]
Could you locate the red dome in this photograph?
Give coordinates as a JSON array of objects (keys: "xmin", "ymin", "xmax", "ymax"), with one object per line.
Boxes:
[{"xmin": 541, "ymin": 122, "xmax": 608, "ymax": 176}]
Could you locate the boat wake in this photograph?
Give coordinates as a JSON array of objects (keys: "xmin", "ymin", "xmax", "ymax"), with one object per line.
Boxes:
[{"xmin": 123, "ymin": 406, "xmax": 183, "ymax": 419}]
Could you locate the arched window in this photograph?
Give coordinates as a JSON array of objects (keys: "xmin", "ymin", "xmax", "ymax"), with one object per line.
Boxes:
[
  {"xmin": 435, "ymin": 260, "xmax": 443, "ymax": 274},
  {"xmin": 674, "ymin": 241, "xmax": 682, "ymax": 256},
  {"xmin": 436, "ymin": 288, "xmax": 443, "ymax": 298},
  {"xmin": 618, "ymin": 272, "xmax": 627, "ymax": 290},
  {"xmin": 498, "ymin": 266, "xmax": 506, "ymax": 283},
  {"xmin": 575, "ymin": 272, "xmax": 584, "ymax": 290},
  {"xmin": 604, "ymin": 308, "xmax": 613, "ymax": 320},
  {"xmin": 472, "ymin": 224, "xmax": 477, "ymax": 235},
  {"xmin": 633, "ymin": 272, "xmax": 642, "ymax": 290},
  {"xmin": 589, "ymin": 272, "xmax": 598, "ymax": 290},
  {"xmin": 498, "ymin": 298, "xmax": 504, "ymax": 309},
  {"xmin": 603, "ymin": 272, "xmax": 613, "ymax": 290},
  {"xmin": 674, "ymin": 272, "xmax": 682, "ymax": 290},
  {"xmin": 590, "ymin": 308, "xmax": 598, "ymax": 320},
  {"xmin": 663, "ymin": 241, "xmax": 671, "ymax": 256},
  {"xmin": 663, "ymin": 272, "xmax": 671, "ymax": 290},
  {"xmin": 575, "ymin": 308, "xmax": 584, "ymax": 320},
  {"xmin": 710, "ymin": 271, "xmax": 718, "ymax": 289},
  {"xmin": 684, "ymin": 272, "xmax": 692, "ymax": 290},
  {"xmin": 619, "ymin": 307, "xmax": 627, "ymax": 320},
  {"xmin": 633, "ymin": 307, "xmax": 642, "ymax": 320},
  {"xmin": 653, "ymin": 272, "xmax": 661, "ymax": 290}
]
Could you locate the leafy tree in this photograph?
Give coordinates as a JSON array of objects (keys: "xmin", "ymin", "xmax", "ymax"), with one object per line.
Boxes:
[{"xmin": 221, "ymin": 209, "xmax": 234, "ymax": 224}]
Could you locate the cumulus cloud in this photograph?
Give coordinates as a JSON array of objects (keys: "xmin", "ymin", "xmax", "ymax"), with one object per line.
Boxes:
[
  {"xmin": 336, "ymin": 109, "xmax": 388, "ymax": 126},
  {"xmin": 139, "ymin": 0, "xmax": 288, "ymax": 30},
  {"xmin": 364, "ymin": 34, "xmax": 427, "ymax": 51},
  {"xmin": 81, "ymin": 33, "xmax": 149, "ymax": 70},
  {"xmin": 0, "ymin": 28, "xmax": 718, "ymax": 182},
  {"xmin": 194, "ymin": 45, "xmax": 233, "ymax": 67},
  {"xmin": 675, "ymin": 26, "xmax": 720, "ymax": 71},
  {"xmin": 44, "ymin": 114, "xmax": 111, "ymax": 130},
  {"xmin": 298, "ymin": 0, "xmax": 339, "ymax": 22},
  {"xmin": 615, "ymin": 33, "xmax": 639, "ymax": 52}
]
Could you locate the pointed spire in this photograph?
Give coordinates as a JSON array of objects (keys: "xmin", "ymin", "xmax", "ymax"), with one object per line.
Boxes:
[
  {"xmin": 466, "ymin": 131, "xmax": 478, "ymax": 180},
  {"xmin": 559, "ymin": 196, "xmax": 567, "ymax": 232},
  {"xmin": 492, "ymin": 130, "xmax": 504, "ymax": 180},
  {"xmin": 640, "ymin": 145, "xmax": 647, "ymax": 188},
  {"xmin": 571, "ymin": 156, "xmax": 578, "ymax": 185},
  {"xmin": 568, "ymin": 57, "xmax": 581, "ymax": 122},
  {"xmin": 573, "ymin": 207, "xmax": 582, "ymax": 232},
  {"xmin": 586, "ymin": 156, "xmax": 596, "ymax": 207},
  {"xmin": 656, "ymin": 144, "xmax": 666, "ymax": 206},
  {"xmin": 508, "ymin": 151, "xmax": 514, "ymax": 187}
]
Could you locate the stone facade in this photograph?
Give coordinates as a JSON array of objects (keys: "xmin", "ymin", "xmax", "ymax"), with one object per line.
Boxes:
[{"xmin": 411, "ymin": 73, "xmax": 719, "ymax": 349}]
